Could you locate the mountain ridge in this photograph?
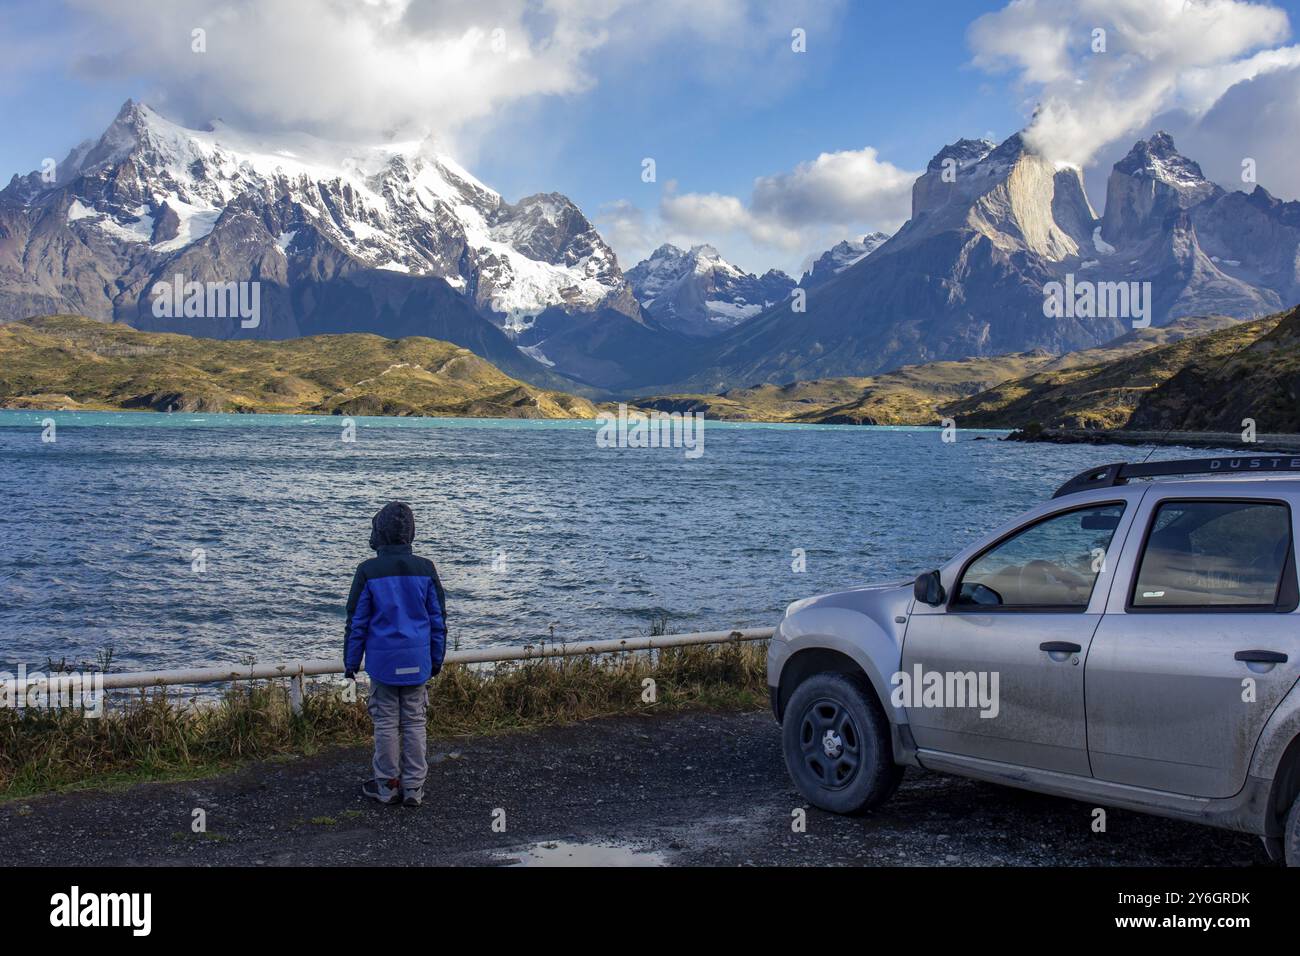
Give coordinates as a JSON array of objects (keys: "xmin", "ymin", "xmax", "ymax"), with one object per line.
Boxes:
[
  {"xmin": 5, "ymin": 105, "xmax": 1300, "ymax": 397},
  {"xmin": 0, "ymin": 100, "xmax": 644, "ymax": 394},
  {"xmin": 657, "ymin": 130, "xmax": 1299, "ymax": 391}
]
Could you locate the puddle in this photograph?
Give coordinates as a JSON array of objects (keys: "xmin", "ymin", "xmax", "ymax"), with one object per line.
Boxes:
[{"xmin": 495, "ymin": 840, "xmax": 667, "ymax": 867}]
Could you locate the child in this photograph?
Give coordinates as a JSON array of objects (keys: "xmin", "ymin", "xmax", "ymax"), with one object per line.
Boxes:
[{"xmin": 344, "ymin": 501, "xmax": 447, "ymax": 807}]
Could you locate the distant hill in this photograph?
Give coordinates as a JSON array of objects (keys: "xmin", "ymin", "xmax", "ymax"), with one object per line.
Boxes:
[
  {"xmin": 1125, "ymin": 307, "xmax": 1300, "ymax": 433},
  {"xmin": 635, "ymin": 315, "xmax": 1238, "ymax": 425},
  {"xmin": 0, "ymin": 315, "xmax": 601, "ymax": 419},
  {"xmin": 8, "ymin": 309, "xmax": 1289, "ymax": 431},
  {"xmin": 946, "ymin": 307, "xmax": 1298, "ymax": 431},
  {"xmin": 636, "ymin": 353, "xmax": 1052, "ymax": 425}
]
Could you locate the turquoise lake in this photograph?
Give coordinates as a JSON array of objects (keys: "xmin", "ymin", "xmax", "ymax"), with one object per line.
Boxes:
[{"xmin": 0, "ymin": 410, "xmax": 1235, "ymax": 673}]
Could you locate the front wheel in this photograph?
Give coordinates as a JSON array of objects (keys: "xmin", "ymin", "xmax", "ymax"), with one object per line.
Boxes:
[
  {"xmin": 1285, "ymin": 791, "xmax": 1300, "ymax": 866},
  {"xmin": 781, "ymin": 672, "xmax": 903, "ymax": 815}
]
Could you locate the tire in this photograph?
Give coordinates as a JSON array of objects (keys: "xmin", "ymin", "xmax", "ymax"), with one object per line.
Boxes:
[
  {"xmin": 1285, "ymin": 792, "xmax": 1300, "ymax": 867},
  {"xmin": 781, "ymin": 671, "xmax": 903, "ymax": 815}
]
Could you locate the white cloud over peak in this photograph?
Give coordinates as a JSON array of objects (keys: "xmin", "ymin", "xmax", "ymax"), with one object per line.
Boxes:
[
  {"xmin": 59, "ymin": 0, "xmax": 842, "ymax": 153},
  {"xmin": 69, "ymin": 0, "xmax": 601, "ymax": 147},
  {"xmin": 639, "ymin": 147, "xmax": 917, "ymax": 271},
  {"xmin": 968, "ymin": 0, "xmax": 1294, "ymax": 166}
]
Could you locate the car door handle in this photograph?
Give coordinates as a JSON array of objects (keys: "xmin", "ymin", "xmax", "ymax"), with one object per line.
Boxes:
[
  {"xmin": 1039, "ymin": 641, "xmax": 1081, "ymax": 654},
  {"xmin": 1235, "ymin": 650, "xmax": 1288, "ymax": 664}
]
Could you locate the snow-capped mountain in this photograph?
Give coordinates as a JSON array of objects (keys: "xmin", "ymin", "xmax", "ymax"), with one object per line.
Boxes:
[
  {"xmin": 1101, "ymin": 132, "xmax": 1221, "ymax": 247},
  {"xmin": 625, "ymin": 243, "xmax": 794, "ymax": 336},
  {"xmin": 1096, "ymin": 134, "xmax": 1292, "ymax": 319},
  {"xmin": 5, "ymin": 104, "xmax": 1298, "ymax": 395},
  {"xmin": 0, "ymin": 100, "xmax": 642, "ymax": 386},
  {"xmin": 799, "ymin": 232, "xmax": 890, "ymax": 288},
  {"xmin": 675, "ymin": 131, "xmax": 1300, "ymax": 388}
]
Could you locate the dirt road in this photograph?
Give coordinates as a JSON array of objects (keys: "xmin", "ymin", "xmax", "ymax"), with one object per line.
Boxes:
[{"xmin": 0, "ymin": 710, "xmax": 1272, "ymax": 866}]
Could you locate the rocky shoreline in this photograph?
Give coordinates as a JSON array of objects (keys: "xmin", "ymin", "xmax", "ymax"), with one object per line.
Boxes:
[{"xmin": 1004, "ymin": 426, "xmax": 1300, "ymax": 454}]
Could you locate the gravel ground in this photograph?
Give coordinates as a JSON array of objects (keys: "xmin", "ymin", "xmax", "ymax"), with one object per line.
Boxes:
[{"xmin": 0, "ymin": 709, "xmax": 1273, "ymax": 866}]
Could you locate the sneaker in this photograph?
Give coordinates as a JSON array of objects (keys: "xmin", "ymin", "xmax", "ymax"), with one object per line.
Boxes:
[
  {"xmin": 402, "ymin": 786, "xmax": 425, "ymax": 808},
  {"xmin": 362, "ymin": 779, "xmax": 401, "ymax": 805}
]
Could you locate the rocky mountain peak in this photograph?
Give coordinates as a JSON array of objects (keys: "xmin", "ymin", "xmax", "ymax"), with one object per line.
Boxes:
[
  {"xmin": 984, "ymin": 130, "xmax": 1029, "ymax": 165},
  {"xmin": 491, "ymin": 192, "xmax": 619, "ymax": 278},
  {"xmin": 800, "ymin": 232, "xmax": 890, "ymax": 288},
  {"xmin": 626, "ymin": 243, "xmax": 793, "ymax": 337},
  {"xmin": 925, "ymin": 138, "xmax": 997, "ymax": 173},
  {"xmin": 1113, "ymin": 131, "xmax": 1208, "ymax": 185},
  {"xmin": 1102, "ymin": 132, "xmax": 1223, "ymax": 246},
  {"xmin": 647, "ymin": 242, "xmax": 686, "ymax": 258},
  {"xmin": 908, "ymin": 130, "xmax": 1094, "ymax": 260}
]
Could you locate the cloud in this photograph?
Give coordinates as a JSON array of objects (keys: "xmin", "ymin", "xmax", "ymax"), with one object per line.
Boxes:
[
  {"xmin": 662, "ymin": 190, "xmax": 757, "ymax": 236},
  {"xmin": 751, "ymin": 148, "xmax": 917, "ymax": 227},
  {"xmin": 63, "ymin": 0, "xmax": 604, "ymax": 146},
  {"xmin": 968, "ymin": 0, "xmax": 1294, "ymax": 166},
  {"xmin": 655, "ymin": 147, "xmax": 918, "ymax": 265},
  {"xmin": 1167, "ymin": 62, "xmax": 1300, "ymax": 200},
  {"xmin": 594, "ymin": 199, "xmax": 655, "ymax": 268},
  {"xmin": 53, "ymin": 0, "xmax": 842, "ymax": 152}
]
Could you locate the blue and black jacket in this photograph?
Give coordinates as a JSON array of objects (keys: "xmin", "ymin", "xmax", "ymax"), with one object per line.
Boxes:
[{"xmin": 344, "ymin": 505, "xmax": 447, "ymax": 686}]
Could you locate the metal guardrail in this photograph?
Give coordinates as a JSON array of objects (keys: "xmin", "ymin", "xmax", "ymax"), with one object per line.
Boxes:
[{"xmin": 5, "ymin": 628, "xmax": 776, "ymax": 713}]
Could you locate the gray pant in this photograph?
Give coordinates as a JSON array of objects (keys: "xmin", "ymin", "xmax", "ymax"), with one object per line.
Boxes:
[{"xmin": 366, "ymin": 680, "xmax": 428, "ymax": 792}]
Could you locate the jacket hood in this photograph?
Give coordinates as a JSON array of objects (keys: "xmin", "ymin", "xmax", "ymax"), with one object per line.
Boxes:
[{"xmin": 369, "ymin": 501, "xmax": 416, "ymax": 550}]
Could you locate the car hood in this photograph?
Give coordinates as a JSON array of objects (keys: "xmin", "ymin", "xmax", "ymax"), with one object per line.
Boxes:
[{"xmin": 784, "ymin": 579, "xmax": 913, "ymax": 619}]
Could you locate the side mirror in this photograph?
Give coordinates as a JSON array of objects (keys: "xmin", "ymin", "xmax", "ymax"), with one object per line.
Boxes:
[{"xmin": 914, "ymin": 570, "xmax": 946, "ymax": 607}]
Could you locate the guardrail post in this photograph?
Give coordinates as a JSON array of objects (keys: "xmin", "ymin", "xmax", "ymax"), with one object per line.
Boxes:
[{"xmin": 289, "ymin": 669, "xmax": 305, "ymax": 716}]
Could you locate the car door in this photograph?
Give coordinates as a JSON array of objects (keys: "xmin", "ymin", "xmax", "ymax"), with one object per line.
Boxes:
[
  {"xmin": 902, "ymin": 500, "xmax": 1133, "ymax": 776},
  {"xmin": 1086, "ymin": 493, "xmax": 1300, "ymax": 798}
]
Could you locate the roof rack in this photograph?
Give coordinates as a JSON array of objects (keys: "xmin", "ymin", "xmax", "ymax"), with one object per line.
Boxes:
[{"xmin": 1053, "ymin": 455, "xmax": 1300, "ymax": 498}]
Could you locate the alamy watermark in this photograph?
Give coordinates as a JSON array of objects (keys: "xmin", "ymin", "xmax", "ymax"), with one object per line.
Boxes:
[
  {"xmin": 50, "ymin": 886, "xmax": 150, "ymax": 936},
  {"xmin": 150, "ymin": 274, "xmax": 261, "ymax": 329},
  {"xmin": 891, "ymin": 665, "xmax": 1000, "ymax": 718},
  {"xmin": 1043, "ymin": 274, "xmax": 1151, "ymax": 329},
  {"xmin": 1, "ymin": 665, "xmax": 104, "ymax": 718},
  {"xmin": 595, "ymin": 404, "xmax": 705, "ymax": 459}
]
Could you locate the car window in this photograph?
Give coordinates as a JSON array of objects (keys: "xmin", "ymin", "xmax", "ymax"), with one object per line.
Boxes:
[
  {"xmin": 1132, "ymin": 500, "xmax": 1293, "ymax": 608},
  {"xmin": 955, "ymin": 504, "xmax": 1125, "ymax": 609}
]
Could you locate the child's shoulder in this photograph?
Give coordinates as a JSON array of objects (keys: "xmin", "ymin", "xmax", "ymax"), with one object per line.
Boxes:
[{"xmin": 356, "ymin": 552, "xmax": 437, "ymax": 575}]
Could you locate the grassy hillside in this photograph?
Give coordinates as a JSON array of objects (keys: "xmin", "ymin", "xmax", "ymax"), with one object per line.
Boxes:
[
  {"xmin": 5, "ymin": 311, "xmax": 1276, "ymax": 430},
  {"xmin": 0, "ymin": 315, "xmax": 601, "ymax": 419},
  {"xmin": 635, "ymin": 316, "xmax": 1238, "ymax": 425},
  {"xmin": 1127, "ymin": 306, "xmax": 1300, "ymax": 433},
  {"xmin": 946, "ymin": 310, "xmax": 1292, "ymax": 431}
]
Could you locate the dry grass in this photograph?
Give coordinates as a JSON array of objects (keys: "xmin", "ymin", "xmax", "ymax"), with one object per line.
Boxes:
[
  {"xmin": 0, "ymin": 314, "xmax": 598, "ymax": 418},
  {"xmin": 0, "ymin": 642, "xmax": 768, "ymax": 800}
]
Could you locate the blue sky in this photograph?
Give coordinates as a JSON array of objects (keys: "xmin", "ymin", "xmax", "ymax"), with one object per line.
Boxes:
[
  {"xmin": 5, "ymin": 0, "xmax": 1300, "ymax": 274},
  {"xmin": 465, "ymin": 1, "xmax": 1025, "ymax": 215}
]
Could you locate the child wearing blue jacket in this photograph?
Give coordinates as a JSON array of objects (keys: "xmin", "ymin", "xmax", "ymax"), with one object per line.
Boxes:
[{"xmin": 344, "ymin": 501, "xmax": 447, "ymax": 807}]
